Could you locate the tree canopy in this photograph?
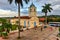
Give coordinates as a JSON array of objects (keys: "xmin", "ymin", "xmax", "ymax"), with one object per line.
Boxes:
[
  {"xmin": 42, "ymin": 4, "xmax": 53, "ymax": 13},
  {"xmin": 8, "ymin": 0, "xmax": 30, "ymax": 7}
]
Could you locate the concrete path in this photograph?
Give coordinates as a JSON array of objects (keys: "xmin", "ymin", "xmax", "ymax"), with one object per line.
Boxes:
[
  {"xmin": 0, "ymin": 37, "xmax": 4, "ymax": 40},
  {"xmin": 4, "ymin": 27, "xmax": 60, "ymax": 40}
]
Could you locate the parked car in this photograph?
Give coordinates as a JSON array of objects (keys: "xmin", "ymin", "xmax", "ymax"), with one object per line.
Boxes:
[{"xmin": 49, "ymin": 22, "xmax": 60, "ymax": 27}]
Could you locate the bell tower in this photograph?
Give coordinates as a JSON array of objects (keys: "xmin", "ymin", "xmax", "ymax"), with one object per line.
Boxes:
[{"xmin": 29, "ymin": 3, "xmax": 37, "ymax": 17}]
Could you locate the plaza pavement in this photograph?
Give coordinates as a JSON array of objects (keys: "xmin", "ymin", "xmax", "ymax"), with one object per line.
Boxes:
[{"xmin": 1, "ymin": 26, "xmax": 60, "ymax": 40}]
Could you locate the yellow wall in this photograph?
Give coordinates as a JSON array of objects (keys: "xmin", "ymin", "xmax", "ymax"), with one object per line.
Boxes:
[{"xmin": 10, "ymin": 16, "xmax": 39, "ymax": 29}]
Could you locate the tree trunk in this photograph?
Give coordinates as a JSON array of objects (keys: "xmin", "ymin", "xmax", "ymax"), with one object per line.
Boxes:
[
  {"xmin": 45, "ymin": 13, "xmax": 47, "ymax": 24},
  {"xmin": 18, "ymin": 3, "xmax": 20, "ymax": 38}
]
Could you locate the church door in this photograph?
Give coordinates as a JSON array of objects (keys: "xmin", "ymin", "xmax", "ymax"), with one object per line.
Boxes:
[
  {"xmin": 34, "ymin": 22, "xmax": 36, "ymax": 27},
  {"xmin": 24, "ymin": 21, "xmax": 26, "ymax": 28}
]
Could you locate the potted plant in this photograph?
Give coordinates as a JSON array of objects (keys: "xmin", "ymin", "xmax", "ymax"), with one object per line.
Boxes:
[
  {"xmin": 0, "ymin": 26, "xmax": 3, "ymax": 37},
  {"xmin": 2, "ymin": 31, "xmax": 8, "ymax": 39}
]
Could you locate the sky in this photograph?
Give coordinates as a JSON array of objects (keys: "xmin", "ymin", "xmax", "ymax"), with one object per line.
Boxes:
[{"xmin": 0, "ymin": 0, "xmax": 60, "ymax": 17}]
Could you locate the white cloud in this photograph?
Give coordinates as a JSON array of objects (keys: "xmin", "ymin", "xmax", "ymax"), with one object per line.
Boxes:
[
  {"xmin": 0, "ymin": 0, "xmax": 60, "ymax": 17},
  {"xmin": 0, "ymin": 9, "xmax": 17, "ymax": 17},
  {"xmin": 0, "ymin": 9, "xmax": 28, "ymax": 17},
  {"xmin": 52, "ymin": 5, "xmax": 60, "ymax": 10},
  {"xmin": 0, "ymin": 0, "xmax": 17, "ymax": 11}
]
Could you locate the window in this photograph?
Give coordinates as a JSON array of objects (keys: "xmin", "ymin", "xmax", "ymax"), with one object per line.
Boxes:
[
  {"xmin": 34, "ymin": 22, "xmax": 36, "ymax": 27},
  {"xmin": 28, "ymin": 21, "xmax": 30, "ymax": 27},
  {"xmin": 24, "ymin": 21, "xmax": 26, "ymax": 28}
]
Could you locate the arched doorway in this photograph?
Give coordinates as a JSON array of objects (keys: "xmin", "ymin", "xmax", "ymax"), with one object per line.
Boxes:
[
  {"xmin": 34, "ymin": 22, "xmax": 36, "ymax": 27},
  {"xmin": 24, "ymin": 21, "xmax": 26, "ymax": 28}
]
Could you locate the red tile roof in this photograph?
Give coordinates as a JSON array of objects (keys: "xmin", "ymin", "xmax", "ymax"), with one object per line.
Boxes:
[
  {"xmin": 20, "ymin": 16, "xmax": 31, "ymax": 19},
  {"xmin": 39, "ymin": 18, "xmax": 45, "ymax": 22},
  {"xmin": 10, "ymin": 16, "xmax": 31, "ymax": 19}
]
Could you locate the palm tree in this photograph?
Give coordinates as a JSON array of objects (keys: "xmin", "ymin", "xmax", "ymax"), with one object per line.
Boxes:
[
  {"xmin": 8, "ymin": 0, "xmax": 30, "ymax": 38},
  {"xmin": 42, "ymin": 4, "xmax": 53, "ymax": 24}
]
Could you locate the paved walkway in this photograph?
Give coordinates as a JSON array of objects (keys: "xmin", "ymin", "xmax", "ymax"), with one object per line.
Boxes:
[
  {"xmin": 0, "ymin": 37, "xmax": 4, "ymax": 40},
  {"xmin": 4, "ymin": 26, "xmax": 60, "ymax": 40}
]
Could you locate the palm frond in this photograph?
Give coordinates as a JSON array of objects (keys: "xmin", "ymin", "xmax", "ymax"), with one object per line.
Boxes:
[
  {"xmin": 48, "ymin": 4, "xmax": 51, "ymax": 6},
  {"xmin": 42, "ymin": 3, "xmax": 53, "ymax": 13},
  {"xmin": 50, "ymin": 7, "xmax": 53, "ymax": 10},
  {"xmin": 8, "ymin": 0, "xmax": 29, "ymax": 7},
  {"xmin": 24, "ymin": 0, "xmax": 30, "ymax": 4},
  {"xmin": 42, "ymin": 9, "xmax": 45, "ymax": 12},
  {"xmin": 42, "ymin": 9, "xmax": 47, "ymax": 13},
  {"xmin": 15, "ymin": 0, "xmax": 17, "ymax": 5},
  {"xmin": 48, "ymin": 9, "xmax": 51, "ymax": 12},
  {"xmin": 42, "ymin": 6, "xmax": 45, "ymax": 8},
  {"xmin": 20, "ymin": 0, "xmax": 23, "ymax": 7},
  {"xmin": 15, "ymin": 0, "xmax": 21, "ymax": 4},
  {"xmin": 8, "ymin": 0, "xmax": 13, "ymax": 4},
  {"xmin": 15, "ymin": 0, "xmax": 23, "ymax": 7}
]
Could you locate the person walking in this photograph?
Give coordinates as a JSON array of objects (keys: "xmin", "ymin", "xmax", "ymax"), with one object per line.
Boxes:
[
  {"xmin": 56, "ymin": 38, "xmax": 59, "ymax": 40},
  {"xmin": 41, "ymin": 27, "xmax": 43, "ymax": 31}
]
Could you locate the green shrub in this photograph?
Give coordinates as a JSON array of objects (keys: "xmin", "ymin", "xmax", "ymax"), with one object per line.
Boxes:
[
  {"xmin": 2, "ymin": 32, "xmax": 8, "ymax": 36},
  {"xmin": 0, "ymin": 26, "xmax": 3, "ymax": 32},
  {"xmin": 11, "ymin": 25, "xmax": 18, "ymax": 31},
  {"xmin": 0, "ymin": 32, "xmax": 2, "ymax": 37},
  {"xmin": 2, "ymin": 32, "xmax": 8, "ymax": 39}
]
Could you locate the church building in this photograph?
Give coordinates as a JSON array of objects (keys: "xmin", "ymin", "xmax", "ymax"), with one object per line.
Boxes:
[{"xmin": 10, "ymin": 3, "xmax": 40, "ymax": 29}]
